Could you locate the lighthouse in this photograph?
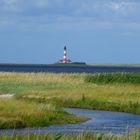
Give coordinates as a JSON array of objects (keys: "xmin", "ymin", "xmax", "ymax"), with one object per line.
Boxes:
[
  {"xmin": 63, "ymin": 46, "xmax": 68, "ymax": 63},
  {"xmin": 58, "ymin": 46, "xmax": 71, "ymax": 63},
  {"xmin": 56, "ymin": 46, "xmax": 86, "ymax": 65}
]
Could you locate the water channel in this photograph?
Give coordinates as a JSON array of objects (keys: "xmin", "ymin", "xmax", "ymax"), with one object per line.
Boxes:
[{"xmin": 0, "ymin": 108, "xmax": 140, "ymax": 135}]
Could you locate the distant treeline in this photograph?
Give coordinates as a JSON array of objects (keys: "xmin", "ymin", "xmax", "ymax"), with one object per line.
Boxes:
[{"xmin": 85, "ymin": 73, "xmax": 140, "ymax": 84}]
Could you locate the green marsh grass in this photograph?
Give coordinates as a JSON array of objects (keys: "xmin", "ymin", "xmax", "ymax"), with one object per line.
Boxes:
[
  {"xmin": 0, "ymin": 72, "xmax": 140, "ymax": 114},
  {"xmin": 0, "ymin": 72, "xmax": 140, "ymax": 138},
  {"xmin": 85, "ymin": 73, "xmax": 140, "ymax": 84},
  {"xmin": 0, "ymin": 98, "xmax": 86, "ymax": 129}
]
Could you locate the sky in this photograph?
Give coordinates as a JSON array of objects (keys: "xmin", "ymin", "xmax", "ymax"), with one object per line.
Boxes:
[{"xmin": 0, "ymin": 0, "xmax": 140, "ymax": 64}]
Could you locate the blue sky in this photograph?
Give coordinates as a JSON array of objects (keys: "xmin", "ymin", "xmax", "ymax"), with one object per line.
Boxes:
[{"xmin": 0, "ymin": 0, "xmax": 140, "ymax": 64}]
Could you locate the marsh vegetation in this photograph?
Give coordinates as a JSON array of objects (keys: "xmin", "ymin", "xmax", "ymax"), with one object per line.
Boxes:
[
  {"xmin": 0, "ymin": 72, "xmax": 138, "ymax": 114},
  {"xmin": 0, "ymin": 131, "xmax": 140, "ymax": 140},
  {"xmin": 0, "ymin": 99, "xmax": 85, "ymax": 129},
  {"xmin": 0, "ymin": 72, "xmax": 140, "ymax": 139}
]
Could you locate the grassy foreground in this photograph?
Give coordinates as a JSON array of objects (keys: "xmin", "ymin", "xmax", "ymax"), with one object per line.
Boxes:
[
  {"xmin": 0, "ymin": 72, "xmax": 140, "ymax": 128},
  {"xmin": 0, "ymin": 131, "xmax": 140, "ymax": 140},
  {"xmin": 0, "ymin": 72, "xmax": 138, "ymax": 114},
  {"xmin": 0, "ymin": 72, "xmax": 140, "ymax": 139}
]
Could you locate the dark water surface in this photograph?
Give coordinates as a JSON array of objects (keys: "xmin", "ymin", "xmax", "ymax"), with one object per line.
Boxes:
[
  {"xmin": 0, "ymin": 64, "xmax": 140, "ymax": 73},
  {"xmin": 0, "ymin": 108, "xmax": 140, "ymax": 135}
]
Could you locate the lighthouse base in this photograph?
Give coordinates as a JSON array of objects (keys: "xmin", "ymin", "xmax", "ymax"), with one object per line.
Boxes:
[{"xmin": 55, "ymin": 62, "xmax": 86, "ymax": 65}]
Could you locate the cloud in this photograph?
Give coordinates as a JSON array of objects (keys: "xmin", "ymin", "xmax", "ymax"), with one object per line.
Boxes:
[
  {"xmin": 0, "ymin": 0, "xmax": 18, "ymax": 11},
  {"xmin": 0, "ymin": 0, "xmax": 49, "ymax": 14},
  {"xmin": 106, "ymin": 1, "xmax": 140, "ymax": 16},
  {"xmin": 0, "ymin": 0, "xmax": 138, "ymax": 16},
  {"xmin": 0, "ymin": 0, "xmax": 140, "ymax": 31}
]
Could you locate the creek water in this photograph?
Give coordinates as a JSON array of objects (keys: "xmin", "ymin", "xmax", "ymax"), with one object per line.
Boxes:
[{"xmin": 0, "ymin": 108, "xmax": 140, "ymax": 135}]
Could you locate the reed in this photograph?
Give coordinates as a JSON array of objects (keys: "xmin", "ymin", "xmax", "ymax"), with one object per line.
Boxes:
[
  {"xmin": 0, "ymin": 131, "xmax": 140, "ymax": 140},
  {"xmin": 85, "ymin": 73, "xmax": 140, "ymax": 84}
]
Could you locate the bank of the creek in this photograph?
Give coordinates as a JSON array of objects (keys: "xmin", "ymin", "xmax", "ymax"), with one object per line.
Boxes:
[{"xmin": 0, "ymin": 108, "xmax": 140, "ymax": 135}]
